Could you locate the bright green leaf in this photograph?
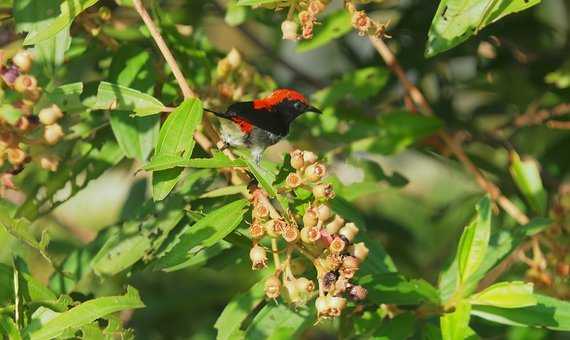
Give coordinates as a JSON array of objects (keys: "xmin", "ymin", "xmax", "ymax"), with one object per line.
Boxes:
[
  {"xmin": 28, "ymin": 287, "xmax": 144, "ymax": 340},
  {"xmin": 470, "ymin": 281, "xmax": 536, "ymax": 308},
  {"xmin": 92, "ymin": 82, "xmax": 165, "ymax": 116},
  {"xmin": 225, "ymin": 0, "xmax": 248, "ymax": 26},
  {"xmin": 441, "ymin": 301, "xmax": 472, "ymax": 340},
  {"xmin": 144, "ymin": 152, "xmax": 245, "ymax": 172},
  {"xmin": 426, "ymin": 0, "xmax": 541, "ymax": 57},
  {"xmin": 245, "ymin": 303, "xmax": 314, "ymax": 339},
  {"xmin": 237, "ymin": 0, "xmax": 283, "ymax": 6},
  {"xmin": 297, "ymin": 11, "xmax": 352, "ymax": 52},
  {"xmin": 0, "ymin": 316, "xmax": 22, "ymax": 340},
  {"xmin": 457, "ymin": 196, "xmax": 491, "ymax": 284},
  {"xmin": 359, "ymin": 273, "xmax": 440, "ymax": 305},
  {"xmin": 0, "ymin": 104, "xmax": 23, "ymax": 125}
]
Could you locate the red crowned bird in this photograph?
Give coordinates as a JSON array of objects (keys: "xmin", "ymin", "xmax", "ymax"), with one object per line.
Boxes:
[{"xmin": 204, "ymin": 89, "xmax": 321, "ymax": 163}]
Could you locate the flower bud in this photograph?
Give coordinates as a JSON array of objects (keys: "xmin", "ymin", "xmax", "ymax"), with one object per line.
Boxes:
[
  {"xmin": 340, "ymin": 256, "xmax": 359, "ymax": 279},
  {"xmin": 348, "ymin": 285, "xmax": 367, "ymax": 301},
  {"xmin": 304, "ymin": 163, "xmax": 326, "ymax": 182},
  {"xmin": 334, "ymin": 276, "xmax": 349, "ymax": 294},
  {"xmin": 325, "ymin": 215, "xmax": 345, "ymax": 234},
  {"xmin": 328, "ymin": 296, "xmax": 347, "ymax": 317},
  {"xmin": 308, "ymin": 0, "xmax": 325, "ymax": 15},
  {"xmin": 12, "ymin": 51, "xmax": 33, "ymax": 73},
  {"xmin": 329, "ymin": 237, "xmax": 346, "ymax": 254},
  {"xmin": 249, "ymin": 244, "xmax": 268, "ymax": 270},
  {"xmin": 38, "ymin": 104, "xmax": 63, "ymax": 125},
  {"xmin": 216, "ymin": 59, "xmax": 231, "ymax": 77},
  {"xmin": 296, "ymin": 277, "xmax": 315, "ymax": 294},
  {"xmin": 316, "ymin": 204, "xmax": 331, "ymax": 221},
  {"xmin": 265, "ymin": 276, "xmax": 281, "ymax": 299},
  {"xmin": 249, "ymin": 222, "xmax": 265, "ymax": 239},
  {"xmin": 285, "ymin": 172, "xmax": 302, "ymax": 188},
  {"xmin": 290, "ymin": 149, "xmax": 305, "ymax": 169},
  {"xmin": 298, "ymin": 10, "xmax": 312, "ymax": 25},
  {"xmin": 300, "ymin": 226, "xmax": 320, "ymax": 244},
  {"xmin": 282, "ymin": 225, "xmax": 299, "ymax": 243},
  {"xmin": 322, "ymin": 254, "xmax": 342, "ymax": 272},
  {"xmin": 226, "ymin": 48, "xmax": 241, "ymax": 69},
  {"xmin": 264, "ymin": 220, "xmax": 281, "ymax": 238},
  {"xmin": 315, "ymin": 296, "xmax": 329, "ymax": 317},
  {"xmin": 302, "ymin": 151, "xmax": 318, "ymax": 165},
  {"xmin": 302, "ymin": 23, "xmax": 313, "ymax": 40},
  {"xmin": 39, "ymin": 155, "xmax": 59, "ymax": 172},
  {"xmin": 7, "ymin": 148, "xmax": 26, "ymax": 165},
  {"xmin": 44, "ymin": 123, "xmax": 64, "ymax": 145},
  {"xmin": 281, "ymin": 20, "xmax": 298, "ymax": 40},
  {"xmin": 303, "ymin": 208, "xmax": 318, "ymax": 227},
  {"xmin": 339, "ymin": 222, "xmax": 359, "ymax": 242},
  {"xmin": 352, "ymin": 11, "xmax": 371, "ymax": 36},
  {"xmin": 253, "ymin": 204, "xmax": 269, "ymax": 219},
  {"xmin": 13, "ymin": 75, "xmax": 37, "ymax": 93},
  {"xmin": 349, "ymin": 242, "xmax": 369, "ymax": 263},
  {"xmin": 16, "ymin": 116, "xmax": 31, "ymax": 131},
  {"xmin": 313, "ymin": 183, "xmax": 335, "ymax": 200},
  {"xmin": 1, "ymin": 65, "xmax": 19, "ymax": 85}
]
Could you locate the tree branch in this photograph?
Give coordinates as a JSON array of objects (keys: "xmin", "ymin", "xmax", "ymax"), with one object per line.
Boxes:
[{"xmin": 368, "ymin": 36, "xmax": 529, "ymax": 226}]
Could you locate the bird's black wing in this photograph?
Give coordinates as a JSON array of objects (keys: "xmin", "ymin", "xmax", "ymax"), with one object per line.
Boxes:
[{"xmin": 225, "ymin": 102, "xmax": 288, "ymax": 136}]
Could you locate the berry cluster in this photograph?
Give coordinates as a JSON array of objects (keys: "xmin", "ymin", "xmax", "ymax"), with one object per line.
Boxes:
[
  {"xmin": 0, "ymin": 50, "xmax": 64, "ymax": 176},
  {"xmin": 248, "ymin": 149, "xmax": 369, "ymax": 320}
]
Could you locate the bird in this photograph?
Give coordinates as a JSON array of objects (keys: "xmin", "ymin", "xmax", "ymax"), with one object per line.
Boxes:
[{"xmin": 204, "ymin": 89, "xmax": 321, "ymax": 163}]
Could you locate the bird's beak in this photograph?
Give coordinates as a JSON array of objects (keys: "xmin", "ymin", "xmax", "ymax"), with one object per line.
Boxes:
[{"xmin": 308, "ymin": 105, "xmax": 322, "ymax": 114}]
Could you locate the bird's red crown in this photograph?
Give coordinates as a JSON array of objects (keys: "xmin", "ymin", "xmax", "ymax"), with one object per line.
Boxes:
[{"xmin": 253, "ymin": 89, "xmax": 308, "ymax": 110}]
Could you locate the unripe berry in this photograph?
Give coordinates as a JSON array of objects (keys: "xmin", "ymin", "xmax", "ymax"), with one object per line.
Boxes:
[
  {"xmin": 339, "ymin": 222, "xmax": 359, "ymax": 242},
  {"xmin": 302, "ymin": 151, "xmax": 318, "ymax": 165},
  {"xmin": 226, "ymin": 48, "xmax": 241, "ymax": 69},
  {"xmin": 349, "ymin": 242, "xmax": 369, "ymax": 263},
  {"xmin": 39, "ymin": 155, "xmax": 59, "ymax": 172},
  {"xmin": 7, "ymin": 148, "xmax": 26, "ymax": 165},
  {"xmin": 12, "ymin": 51, "xmax": 33, "ymax": 72},
  {"xmin": 340, "ymin": 256, "xmax": 359, "ymax": 279},
  {"xmin": 290, "ymin": 149, "xmax": 305, "ymax": 169},
  {"xmin": 282, "ymin": 225, "xmax": 299, "ymax": 243},
  {"xmin": 316, "ymin": 204, "xmax": 331, "ymax": 222},
  {"xmin": 13, "ymin": 75, "xmax": 37, "ymax": 93},
  {"xmin": 265, "ymin": 276, "xmax": 281, "ymax": 299},
  {"xmin": 249, "ymin": 222, "xmax": 265, "ymax": 239},
  {"xmin": 325, "ymin": 215, "xmax": 345, "ymax": 234},
  {"xmin": 300, "ymin": 226, "xmax": 320, "ymax": 244},
  {"xmin": 303, "ymin": 208, "xmax": 318, "ymax": 227},
  {"xmin": 329, "ymin": 237, "xmax": 346, "ymax": 254},
  {"xmin": 304, "ymin": 163, "xmax": 326, "ymax": 182},
  {"xmin": 285, "ymin": 172, "xmax": 302, "ymax": 188},
  {"xmin": 295, "ymin": 277, "xmax": 315, "ymax": 293},
  {"xmin": 348, "ymin": 285, "xmax": 368, "ymax": 301},
  {"xmin": 313, "ymin": 183, "xmax": 335, "ymax": 200},
  {"xmin": 38, "ymin": 104, "xmax": 63, "ymax": 125},
  {"xmin": 249, "ymin": 244, "xmax": 268, "ymax": 270},
  {"xmin": 264, "ymin": 220, "xmax": 280, "ymax": 238},
  {"xmin": 44, "ymin": 124, "xmax": 64, "ymax": 145},
  {"xmin": 281, "ymin": 20, "xmax": 298, "ymax": 40}
]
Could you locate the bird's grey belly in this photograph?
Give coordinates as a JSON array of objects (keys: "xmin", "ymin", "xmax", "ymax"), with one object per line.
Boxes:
[{"xmin": 247, "ymin": 127, "xmax": 283, "ymax": 149}]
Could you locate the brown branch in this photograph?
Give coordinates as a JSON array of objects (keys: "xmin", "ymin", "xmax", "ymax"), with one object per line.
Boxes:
[{"xmin": 368, "ymin": 36, "xmax": 529, "ymax": 226}]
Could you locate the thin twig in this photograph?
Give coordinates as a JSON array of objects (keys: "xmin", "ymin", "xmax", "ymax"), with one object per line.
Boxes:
[{"xmin": 368, "ymin": 36, "xmax": 529, "ymax": 226}]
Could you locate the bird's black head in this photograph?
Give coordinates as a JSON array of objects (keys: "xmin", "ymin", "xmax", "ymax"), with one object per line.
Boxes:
[{"xmin": 275, "ymin": 98, "xmax": 322, "ymax": 124}]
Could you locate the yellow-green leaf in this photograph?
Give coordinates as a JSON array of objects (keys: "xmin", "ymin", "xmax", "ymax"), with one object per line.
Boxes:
[{"xmin": 470, "ymin": 281, "xmax": 536, "ymax": 308}]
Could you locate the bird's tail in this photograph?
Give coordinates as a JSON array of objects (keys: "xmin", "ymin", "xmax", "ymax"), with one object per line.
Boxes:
[{"xmin": 203, "ymin": 107, "xmax": 229, "ymax": 118}]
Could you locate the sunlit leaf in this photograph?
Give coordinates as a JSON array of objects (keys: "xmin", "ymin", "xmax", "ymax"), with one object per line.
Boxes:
[
  {"xmin": 469, "ymin": 281, "xmax": 536, "ymax": 308},
  {"xmin": 440, "ymin": 301, "xmax": 472, "ymax": 340},
  {"xmin": 509, "ymin": 152, "xmax": 547, "ymax": 215}
]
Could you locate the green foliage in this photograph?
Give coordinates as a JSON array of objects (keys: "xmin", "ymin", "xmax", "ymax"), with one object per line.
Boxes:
[{"xmin": 297, "ymin": 11, "xmax": 352, "ymax": 52}]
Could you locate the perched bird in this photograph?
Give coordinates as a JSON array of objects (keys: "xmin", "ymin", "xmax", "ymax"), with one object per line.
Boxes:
[{"xmin": 204, "ymin": 89, "xmax": 321, "ymax": 163}]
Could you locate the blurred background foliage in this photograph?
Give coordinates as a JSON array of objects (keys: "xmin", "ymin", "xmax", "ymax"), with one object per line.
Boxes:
[{"xmin": 0, "ymin": 0, "xmax": 569, "ymax": 339}]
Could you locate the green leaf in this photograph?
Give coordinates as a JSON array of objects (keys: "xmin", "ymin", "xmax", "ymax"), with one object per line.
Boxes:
[
  {"xmin": 545, "ymin": 59, "xmax": 570, "ymax": 89},
  {"xmin": 108, "ymin": 48, "xmax": 160, "ymax": 161},
  {"xmin": 225, "ymin": 0, "xmax": 248, "ymax": 26},
  {"xmin": 0, "ymin": 315, "xmax": 22, "ymax": 340},
  {"xmin": 43, "ymin": 82, "xmax": 85, "ymax": 111},
  {"xmin": 144, "ymin": 152, "xmax": 245, "ymax": 171},
  {"xmin": 441, "ymin": 301, "xmax": 472, "ymax": 340},
  {"xmin": 297, "ymin": 11, "xmax": 352, "ymax": 52},
  {"xmin": 426, "ymin": 0, "xmax": 541, "ymax": 57},
  {"xmin": 92, "ymin": 82, "xmax": 165, "ymax": 116},
  {"xmin": 151, "ymin": 98, "xmax": 203, "ymax": 201},
  {"xmin": 471, "ymin": 294, "xmax": 570, "ymax": 331},
  {"xmin": 358, "ymin": 273, "xmax": 440, "ymax": 305},
  {"xmin": 0, "ymin": 263, "xmax": 57, "ymax": 306},
  {"xmin": 201, "ymin": 185, "xmax": 248, "ymax": 198},
  {"xmin": 0, "ymin": 212, "xmax": 50, "ymax": 262},
  {"xmin": 28, "ymin": 287, "xmax": 144, "ymax": 340},
  {"xmin": 240, "ymin": 156, "xmax": 278, "ymax": 198},
  {"xmin": 312, "ymin": 67, "xmax": 390, "ymax": 108},
  {"xmin": 23, "ymin": 0, "xmax": 100, "ymax": 45},
  {"xmin": 244, "ymin": 303, "xmax": 314, "ymax": 339},
  {"xmin": 509, "ymin": 152, "xmax": 547, "ymax": 215},
  {"xmin": 152, "ymin": 199, "xmax": 249, "ymax": 272},
  {"xmin": 0, "ymin": 104, "xmax": 23, "ymax": 125},
  {"xmin": 215, "ymin": 278, "xmax": 266, "ymax": 340},
  {"xmin": 457, "ymin": 196, "xmax": 491, "ymax": 284},
  {"xmin": 13, "ymin": 0, "xmax": 59, "ymax": 33},
  {"xmin": 372, "ymin": 313, "xmax": 416, "ymax": 340},
  {"xmin": 469, "ymin": 281, "xmax": 536, "ymax": 308}
]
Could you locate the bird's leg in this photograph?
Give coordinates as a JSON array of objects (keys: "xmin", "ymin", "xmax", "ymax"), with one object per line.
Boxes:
[
  {"xmin": 219, "ymin": 140, "xmax": 231, "ymax": 151},
  {"xmin": 251, "ymin": 147, "xmax": 263, "ymax": 165}
]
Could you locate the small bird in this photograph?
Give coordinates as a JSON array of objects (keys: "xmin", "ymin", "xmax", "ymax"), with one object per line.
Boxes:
[{"xmin": 204, "ymin": 89, "xmax": 321, "ymax": 163}]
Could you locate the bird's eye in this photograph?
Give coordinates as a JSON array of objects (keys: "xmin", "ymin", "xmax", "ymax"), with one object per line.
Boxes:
[{"xmin": 293, "ymin": 101, "xmax": 304, "ymax": 110}]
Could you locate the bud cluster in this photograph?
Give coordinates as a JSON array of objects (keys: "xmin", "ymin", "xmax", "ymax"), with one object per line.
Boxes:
[
  {"xmin": 280, "ymin": 1, "xmax": 328, "ymax": 41},
  {"xmin": 205, "ymin": 48, "xmax": 275, "ymax": 111},
  {"xmin": 345, "ymin": 1, "xmax": 389, "ymax": 38},
  {"xmin": 248, "ymin": 149, "xmax": 369, "ymax": 320},
  {"xmin": 0, "ymin": 50, "xmax": 65, "ymax": 175}
]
